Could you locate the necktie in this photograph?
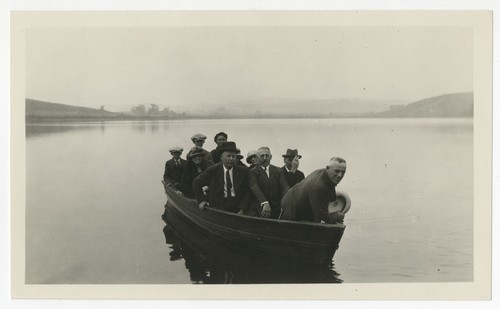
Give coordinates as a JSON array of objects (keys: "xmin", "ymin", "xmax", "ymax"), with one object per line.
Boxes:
[
  {"xmin": 263, "ymin": 166, "xmax": 268, "ymax": 177},
  {"xmin": 226, "ymin": 170, "xmax": 233, "ymax": 197},
  {"xmin": 175, "ymin": 160, "xmax": 179, "ymax": 167}
]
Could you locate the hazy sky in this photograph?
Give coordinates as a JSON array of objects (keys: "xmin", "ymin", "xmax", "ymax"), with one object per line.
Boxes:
[{"xmin": 26, "ymin": 26, "xmax": 473, "ymax": 111}]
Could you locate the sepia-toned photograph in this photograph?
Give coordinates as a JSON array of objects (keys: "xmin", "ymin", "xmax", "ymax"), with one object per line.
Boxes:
[{"xmin": 8, "ymin": 10, "xmax": 493, "ymax": 300}]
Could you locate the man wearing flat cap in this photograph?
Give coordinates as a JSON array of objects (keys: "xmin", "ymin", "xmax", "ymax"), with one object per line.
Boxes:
[
  {"xmin": 281, "ymin": 149, "xmax": 305, "ymax": 188},
  {"xmin": 188, "ymin": 133, "xmax": 213, "ymax": 164},
  {"xmin": 193, "ymin": 141, "xmax": 251, "ymax": 214},
  {"xmin": 163, "ymin": 146, "xmax": 187, "ymax": 191},
  {"xmin": 209, "ymin": 132, "xmax": 228, "ymax": 164}
]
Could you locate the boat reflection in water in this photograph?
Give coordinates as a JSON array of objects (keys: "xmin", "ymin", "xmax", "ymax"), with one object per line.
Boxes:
[{"xmin": 162, "ymin": 219, "xmax": 343, "ymax": 284}]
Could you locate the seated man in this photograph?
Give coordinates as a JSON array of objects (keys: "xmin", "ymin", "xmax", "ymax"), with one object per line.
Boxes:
[
  {"xmin": 280, "ymin": 157, "xmax": 347, "ymax": 224},
  {"xmin": 189, "ymin": 133, "xmax": 213, "ymax": 164},
  {"xmin": 249, "ymin": 147, "xmax": 290, "ymax": 219},
  {"xmin": 281, "ymin": 149, "xmax": 305, "ymax": 188},
  {"xmin": 209, "ymin": 132, "xmax": 228, "ymax": 164},
  {"xmin": 163, "ymin": 146, "xmax": 187, "ymax": 191},
  {"xmin": 193, "ymin": 141, "xmax": 251, "ymax": 214}
]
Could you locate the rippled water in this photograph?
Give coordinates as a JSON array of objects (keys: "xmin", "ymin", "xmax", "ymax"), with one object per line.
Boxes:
[{"xmin": 25, "ymin": 118, "xmax": 473, "ymax": 283}]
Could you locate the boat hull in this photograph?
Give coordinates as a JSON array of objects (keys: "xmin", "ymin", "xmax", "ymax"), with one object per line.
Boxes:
[{"xmin": 162, "ymin": 183, "xmax": 345, "ymax": 267}]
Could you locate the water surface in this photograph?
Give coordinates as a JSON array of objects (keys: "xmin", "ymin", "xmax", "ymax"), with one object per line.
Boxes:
[{"xmin": 25, "ymin": 118, "xmax": 473, "ymax": 283}]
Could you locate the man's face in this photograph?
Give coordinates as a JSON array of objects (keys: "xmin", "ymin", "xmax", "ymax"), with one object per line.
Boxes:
[
  {"xmin": 215, "ymin": 135, "xmax": 227, "ymax": 147},
  {"xmin": 221, "ymin": 151, "xmax": 236, "ymax": 169},
  {"xmin": 257, "ymin": 149, "xmax": 272, "ymax": 167},
  {"xmin": 326, "ymin": 161, "xmax": 346, "ymax": 185},
  {"xmin": 283, "ymin": 157, "xmax": 293, "ymax": 168},
  {"xmin": 194, "ymin": 139, "xmax": 205, "ymax": 147},
  {"xmin": 172, "ymin": 152, "xmax": 181, "ymax": 159}
]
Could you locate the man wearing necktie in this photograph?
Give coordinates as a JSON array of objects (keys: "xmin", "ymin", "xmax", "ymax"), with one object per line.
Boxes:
[
  {"xmin": 248, "ymin": 146, "xmax": 290, "ymax": 219},
  {"xmin": 163, "ymin": 146, "xmax": 187, "ymax": 191},
  {"xmin": 193, "ymin": 141, "xmax": 251, "ymax": 213}
]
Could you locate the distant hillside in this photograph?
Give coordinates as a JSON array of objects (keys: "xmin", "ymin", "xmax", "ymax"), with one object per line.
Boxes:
[
  {"xmin": 26, "ymin": 98, "xmax": 123, "ymax": 119},
  {"xmin": 373, "ymin": 92, "xmax": 473, "ymax": 118},
  {"xmin": 176, "ymin": 97, "xmax": 408, "ymax": 118}
]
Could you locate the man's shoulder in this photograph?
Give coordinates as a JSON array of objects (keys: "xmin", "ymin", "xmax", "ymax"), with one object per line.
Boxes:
[
  {"xmin": 234, "ymin": 164, "xmax": 249, "ymax": 175},
  {"xmin": 206, "ymin": 162, "xmax": 223, "ymax": 172},
  {"xmin": 270, "ymin": 164, "xmax": 281, "ymax": 171}
]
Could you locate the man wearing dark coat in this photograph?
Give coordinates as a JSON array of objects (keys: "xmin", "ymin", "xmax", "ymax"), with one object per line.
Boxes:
[
  {"xmin": 193, "ymin": 141, "xmax": 251, "ymax": 214},
  {"xmin": 163, "ymin": 146, "xmax": 187, "ymax": 191},
  {"xmin": 249, "ymin": 146, "xmax": 290, "ymax": 219},
  {"xmin": 280, "ymin": 157, "xmax": 347, "ymax": 224},
  {"xmin": 281, "ymin": 149, "xmax": 305, "ymax": 188}
]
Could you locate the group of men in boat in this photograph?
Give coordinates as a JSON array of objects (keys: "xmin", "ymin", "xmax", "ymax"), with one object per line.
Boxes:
[{"xmin": 163, "ymin": 132, "xmax": 347, "ymax": 224}]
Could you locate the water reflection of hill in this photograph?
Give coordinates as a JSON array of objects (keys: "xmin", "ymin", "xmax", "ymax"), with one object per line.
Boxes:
[
  {"xmin": 26, "ymin": 124, "xmax": 104, "ymax": 138},
  {"xmin": 162, "ymin": 218, "xmax": 343, "ymax": 284}
]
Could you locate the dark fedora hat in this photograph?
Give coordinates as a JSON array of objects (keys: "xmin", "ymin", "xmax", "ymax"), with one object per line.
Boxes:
[
  {"xmin": 218, "ymin": 141, "xmax": 238, "ymax": 154},
  {"xmin": 282, "ymin": 149, "xmax": 302, "ymax": 159}
]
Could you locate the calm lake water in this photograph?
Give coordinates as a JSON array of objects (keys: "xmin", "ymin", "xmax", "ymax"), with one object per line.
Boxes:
[{"xmin": 25, "ymin": 118, "xmax": 473, "ymax": 283}]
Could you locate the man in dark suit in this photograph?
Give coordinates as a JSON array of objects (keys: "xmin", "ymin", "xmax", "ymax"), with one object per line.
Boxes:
[
  {"xmin": 193, "ymin": 141, "xmax": 251, "ymax": 214},
  {"xmin": 163, "ymin": 146, "xmax": 187, "ymax": 191},
  {"xmin": 281, "ymin": 149, "xmax": 305, "ymax": 188},
  {"xmin": 281, "ymin": 157, "xmax": 347, "ymax": 224},
  {"xmin": 249, "ymin": 147, "xmax": 290, "ymax": 219}
]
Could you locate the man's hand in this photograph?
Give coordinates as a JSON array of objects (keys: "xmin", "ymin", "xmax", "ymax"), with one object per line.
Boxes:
[
  {"xmin": 261, "ymin": 202, "xmax": 272, "ymax": 218},
  {"xmin": 328, "ymin": 212, "xmax": 345, "ymax": 223},
  {"xmin": 237, "ymin": 209, "xmax": 245, "ymax": 215},
  {"xmin": 199, "ymin": 201, "xmax": 209, "ymax": 210},
  {"xmin": 290, "ymin": 156, "xmax": 300, "ymax": 173}
]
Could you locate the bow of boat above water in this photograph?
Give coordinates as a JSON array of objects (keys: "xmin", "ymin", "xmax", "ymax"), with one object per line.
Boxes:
[{"xmin": 161, "ymin": 181, "xmax": 346, "ymax": 267}]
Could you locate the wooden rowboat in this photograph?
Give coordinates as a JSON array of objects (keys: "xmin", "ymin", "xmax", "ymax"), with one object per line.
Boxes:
[{"xmin": 162, "ymin": 181, "xmax": 346, "ymax": 267}]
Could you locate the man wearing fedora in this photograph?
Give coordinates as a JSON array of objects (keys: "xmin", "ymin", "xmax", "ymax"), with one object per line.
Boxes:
[
  {"xmin": 281, "ymin": 149, "xmax": 305, "ymax": 188},
  {"xmin": 163, "ymin": 146, "xmax": 187, "ymax": 191},
  {"xmin": 248, "ymin": 147, "xmax": 290, "ymax": 219},
  {"xmin": 188, "ymin": 133, "xmax": 213, "ymax": 164},
  {"xmin": 281, "ymin": 157, "xmax": 347, "ymax": 224},
  {"xmin": 193, "ymin": 141, "xmax": 251, "ymax": 214}
]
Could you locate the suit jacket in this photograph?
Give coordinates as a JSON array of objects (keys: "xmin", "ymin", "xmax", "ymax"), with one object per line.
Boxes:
[
  {"xmin": 180, "ymin": 159, "xmax": 211, "ymax": 198},
  {"xmin": 249, "ymin": 164, "xmax": 290, "ymax": 215},
  {"xmin": 163, "ymin": 158, "xmax": 187, "ymax": 190},
  {"xmin": 281, "ymin": 166, "xmax": 305, "ymax": 188},
  {"xmin": 210, "ymin": 148, "xmax": 221, "ymax": 164},
  {"xmin": 193, "ymin": 163, "xmax": 251, "ymax": 211},
  {"xmin": 280, "ymin": 169, "xmax": 337, "ymax": 223}
]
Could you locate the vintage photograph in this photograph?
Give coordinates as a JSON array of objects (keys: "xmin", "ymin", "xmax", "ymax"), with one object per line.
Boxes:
[{"xmin": 9, "ymin": 11, "xmax": 492, "ymax": 299}]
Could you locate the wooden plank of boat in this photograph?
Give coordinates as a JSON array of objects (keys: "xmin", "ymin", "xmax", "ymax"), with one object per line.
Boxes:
[{"xmin": 162, "ymin": 181, "xmax": 346, "ymax": 267}]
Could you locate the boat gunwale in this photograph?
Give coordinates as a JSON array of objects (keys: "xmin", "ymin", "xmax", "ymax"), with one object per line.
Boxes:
[{"xmin": 163, "ymin": 181, "xmax": 346, "ymax": 231}]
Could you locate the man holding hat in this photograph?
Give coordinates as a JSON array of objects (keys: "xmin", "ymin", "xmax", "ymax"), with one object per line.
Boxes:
[
  {"xmin": 281, "ymin": 149, "xmax": 305, "ymax": 188},
  {"xmin": 189, "ymin": 133, "xmax": 213, "ymax": 164},
  {"xmin": 163, "ymin": 146, "xmax": 187, "ymax": 191},
  {"xmin": 281, "ymin": 157, "xmax": 347, "ymax": 224},
  {"xmin": 193, "ymin": 141, "xmax": 251, "ymax": 214}
]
